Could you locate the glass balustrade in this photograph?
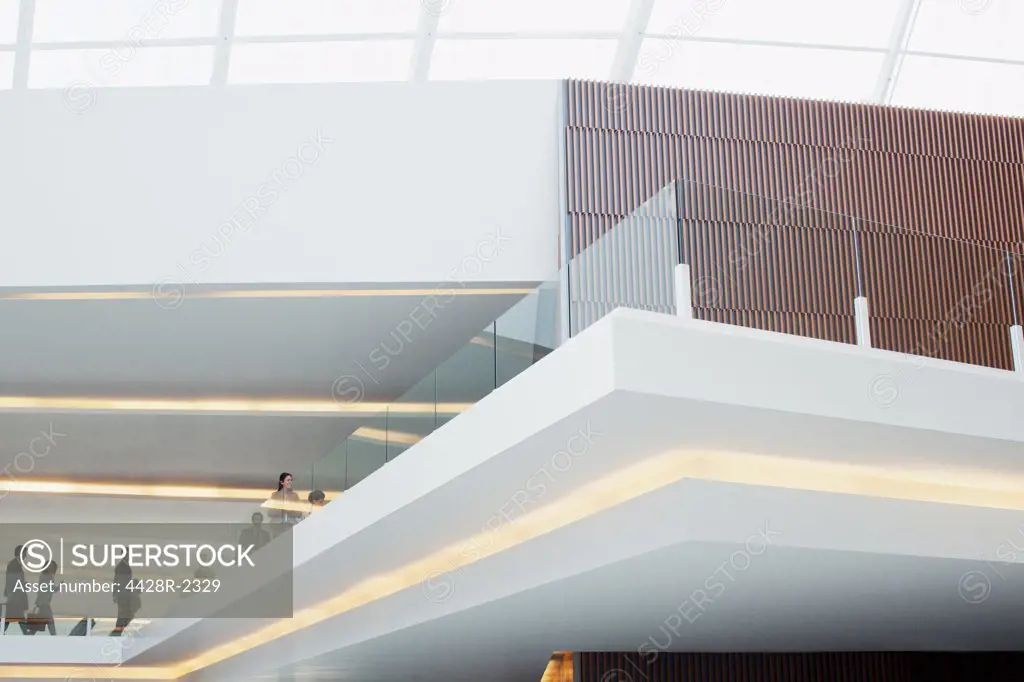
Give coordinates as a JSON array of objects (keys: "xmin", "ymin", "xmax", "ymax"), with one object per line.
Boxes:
[
  {"xmin": 0, "ymin": 282, "xmax": 558, "ymax": 637},
  {"xmin": 567, "ymin": 177, "xmax": 1024, "ymax": 377}
]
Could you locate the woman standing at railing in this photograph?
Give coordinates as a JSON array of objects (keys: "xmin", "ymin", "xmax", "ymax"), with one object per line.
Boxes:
[{"xmin": 268, "ymin": 472, "xmax": 301, "ymax": 533}]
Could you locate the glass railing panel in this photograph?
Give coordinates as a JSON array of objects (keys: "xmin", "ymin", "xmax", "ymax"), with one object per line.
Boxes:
[
  {"xmin": 567, "ymin": 173, "xmax": 1023, "ymax": 374},
  {"xmin": 384, "ymin": 362, "xmax": 439, "ymax": 461},
  {"xmin": 310, "ymin": 439, "xmax": 347, "ymax": 497},
  {"xmin": 676, "ymin": 178, "xmax": 860, "ymax": 344},
  {"xmin": 382, "ymin": 412, "xmax": 432, "ymax": 461},
  {"xmin": 568, "ymin": 182, "xmax": 679, "ymax": 336},
  {"xmin": 861, "ymin": 229, "xmax": 1016, "ymax": 370},
  {"xmin": 434, "ymin": 321, "xmax": 497, "ymax": 430},
  {"xmin": 342, "ymin": 412, "xmax": 388, "ymax": 489},
  {"xmin": 495, "ymin": 281, "xmax": 558, "ymax": 387}
]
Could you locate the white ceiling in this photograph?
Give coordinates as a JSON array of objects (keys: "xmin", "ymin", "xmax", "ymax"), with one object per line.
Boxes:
[
  {"xmin": 258, "ymin": 543, "xmax": 1024, "ymax": 682},
  {"xmin": 0, "ymin": 287, "xmax": 525, "ymax": 487},
  {"xmin": 0, "ymin": 0, "xmax": 1020, "ymax": 117},
  {"xmin": 0, "ymin": 287, "xmax": 518, "ymax": 399}
]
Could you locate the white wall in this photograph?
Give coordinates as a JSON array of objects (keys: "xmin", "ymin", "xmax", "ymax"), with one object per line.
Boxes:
[{"xmin": 0, "ymin": 81, "xmax": 561, "ymax": 288}]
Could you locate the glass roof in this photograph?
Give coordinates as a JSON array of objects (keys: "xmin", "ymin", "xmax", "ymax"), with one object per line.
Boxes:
[{"xmin": 0, "ymin": 0, "xmax": 1020, "ymax": 118}]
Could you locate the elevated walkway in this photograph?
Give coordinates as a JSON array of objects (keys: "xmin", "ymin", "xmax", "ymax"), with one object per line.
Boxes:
[{"xmin": 4, "ymin": 309, "xmax": 1024, "ymax": 681}]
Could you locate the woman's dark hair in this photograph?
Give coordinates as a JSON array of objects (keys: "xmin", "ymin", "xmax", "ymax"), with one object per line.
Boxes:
[{"xmin": 277, "ymin": 472, "xmax": 292, "ymax": 491}]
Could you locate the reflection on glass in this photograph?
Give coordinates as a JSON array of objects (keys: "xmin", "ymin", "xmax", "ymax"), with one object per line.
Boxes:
[
  {"xmin": 496, "ymin": 283, "xmax": 558, "ymax": 387},
  {"xmin": 436, "ymin": 322, "xmax": 497, "ymax": 408},
  {"xmin": 311, "ymin": 439, "xmax": 347, "ymax": 496},
  {"xmin": 344, "ymin": 413, "xmax": 388, "ymax": 488},
  {"xmin": 568, "ymin": 182, "xmax": 679, "ymax": 335}
]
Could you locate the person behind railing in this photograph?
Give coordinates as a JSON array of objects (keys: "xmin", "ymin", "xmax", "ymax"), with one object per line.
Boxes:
[
  {"xmin": 111, "ymin": 559, "xmax": 140, "ymax": 637},
  {"xmin": 26, "ymin": 561, "xmax": 58, "ymax": 636},
  {"xmin": 307, "ymin": 490, "xmax": 326, "ymax": 514},
  {"xmin": 268, "ymin": 472, "xmax": 301, "ymax": 533},
  {"xmin": 3, "ymin": 545, "xmax": 28, "ymax": 634},
  {"xmin": 239, "ymin": 512, "xmax": 271, "ymax": 551}
]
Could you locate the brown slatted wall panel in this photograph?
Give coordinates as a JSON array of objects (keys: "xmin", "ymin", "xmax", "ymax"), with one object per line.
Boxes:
[
  {"xmin": 1012, "ymin": 250, "xmax": 1024, "ymax": 326},
  {"xmin": 871, "ymin": 318, "xmax": 1013, "ymax": 369},
  {"xmin": 575, "ymin": 652, "xmax": 1024, "ymax": 682},
  {"xmin": 565, "ymin": 80, "xmax": 1024, "ymax": 367},
  {"xmin": 679, "ymin": 221, "xmax": 857, "ymax": 314},
  {"xmin": 694, "ymin": 308, "xmax": 855, "ymax": 344},
  {"xmin": 576, "ymin": 652, "xmax": 907, "ymax": 682}
]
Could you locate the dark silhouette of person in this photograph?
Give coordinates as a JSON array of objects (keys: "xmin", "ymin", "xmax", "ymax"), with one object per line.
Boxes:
[
  {"xmin": 111, "ymin": 559, "xmax": 139, "ymax": 636},
  {"xmin": 27, "ymin": 561, "xmax": 58, "ymax": 636},
  {"xmin": 4, "ymin": 546, "xmax": 28, "ymax": 634},
  {"xmin": 239, "ymin": 512, "xmax": 271, "ymax": 551}
]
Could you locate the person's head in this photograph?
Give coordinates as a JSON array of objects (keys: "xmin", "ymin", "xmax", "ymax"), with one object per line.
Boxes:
[
  {"xmin": 277, "ymin": 472, "xmax": 293, "ymax": 491},
  {"xmin": 13, "ymin": 545, "xmax": 23, "ymax": 560},
  {"xmin": 42, "ymin": 561, "xmax": 57, "ymax": 577},
  {"xmin": 308, "ymin": 490, "xmax": 326, "ymax": 507},
  {"xmin": 251, "ymin": 512, "xmax": 264, "ymax": 526}
]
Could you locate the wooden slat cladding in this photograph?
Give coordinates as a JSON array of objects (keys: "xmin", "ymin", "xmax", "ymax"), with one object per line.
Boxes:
[
  {"xmin": 694, "ymin": 308, "xmax": 855, "ymax": 344},
  {"xmin": 680, "ymin": 221, "xmax": 857, "ymax": 315},
  {"xmin": 566, "ymin": 127, "xmax": 1023, "ymax": 248},
  {"xmin": 871, "ymin": 317, "xmax": 1013, "ymax": 369},
  {"xmin": 576, "ymin": 652, "xmax": 903, "ymax": 682},
  {"xmin": 575, "ymin": 652, "xmax": 1024, "ymax": 682},
  {"xmin": 565, "ymin": 80, "xmax": 1024, "ymax": 366},
  {"xmin": 571, "ymin": 82, "xmax": 1024, "ymax": 163}
]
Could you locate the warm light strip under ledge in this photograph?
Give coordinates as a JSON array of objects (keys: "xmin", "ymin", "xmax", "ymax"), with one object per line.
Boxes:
[
  {"xmin": 1, "ymin": 480, "xmax": 337, "ymax": 502},
  {"xmin": 9, "ymin": 451, "xmax": 1024, "ymax": 680},
  {"xmin": 0, "ymin": 287, "xmax": 536, "ymax": 302},
  {"xmin": 0, "ymin": 396, "xmax": 472, "ymax": 416},
  {"xmin": 351, "ymin": 426, "xmax": 423, "ymax": 446}
]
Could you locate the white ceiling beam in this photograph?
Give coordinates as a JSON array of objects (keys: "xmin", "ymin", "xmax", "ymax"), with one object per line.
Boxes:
[
  {"xmin": 12, "ymin": 0, "xmax": 34, "ymax": 88},
  {"xmin": 641, "ymin": 33, "xmax": 886, "ymax": 54},
  {"xmin": 211, "ymin": 0, "xmax": 239, "ymax": 85},
  {"xmin": 408, "ymin": 4, "xmax": 442, "ymax": 81},
  {"xmin": 32, "ymin": 37, "xmax": 216, "ymax": 50},
  {"xmin": 872, "ymin": 0, "xmax": 921, "ymax": 103},
  {"xmin": 610, "ymin": 0, "xmax": 655, "ymax": 82},
  {"xmin": 24, "ymin": 30, "xmax": 923, "ymax": 53}
]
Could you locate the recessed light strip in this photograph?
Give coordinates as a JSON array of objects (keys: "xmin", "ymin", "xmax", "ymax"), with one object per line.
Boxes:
[
  {"xmin": 0, "ymin": 480, "xmax": 337, "ymax": 502},
  {"xmin": 0, "ymin": 397, "xmax": 472, "ymax": 416},
  {"xmin": 0, "ymin": 287, "xmax": 536, "ymax": 302}
]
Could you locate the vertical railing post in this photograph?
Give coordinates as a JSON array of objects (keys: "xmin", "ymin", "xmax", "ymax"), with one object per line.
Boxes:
[
  {"xmin": 673, "ymin": 179, "xmax": 692, "ymax": 320},
  {"xmin": 1011, "ymin": 325, "xmax": 1024, "ymax": 373},
  {"xmin": 675, "ymin": 264, "xmax": 693, "ymax": 319},
  {"xmin": 1, "ymin": 601, "xmax": 6, "ymax": 636},
  {"xmin": 557, "ymin": 82, "xmax": 572, "ymax": 344},
  {"xmin": 1007, "ymin": 251, "xmax": 1023, "ymax": 373},
  {"xmin": 674, "ymin": 179, "xmax": 685, "ymax": 268},
  {"xmin": 852, "ymin": 220, "xmax": 872, "ymax": 348},
  {"xmin": 855, "ymin": 297, "xmax": 873, "ymax": 348}
]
